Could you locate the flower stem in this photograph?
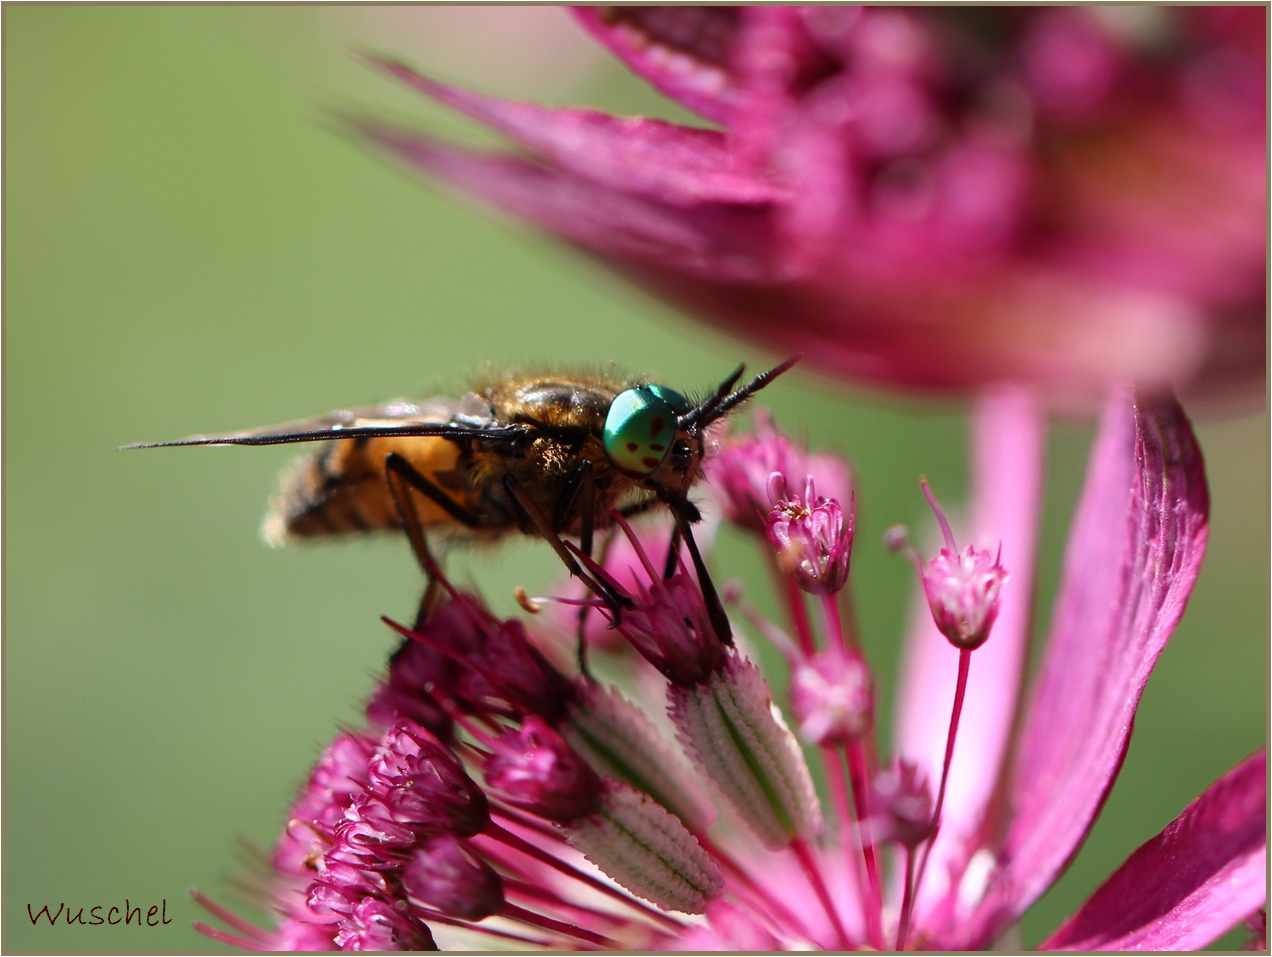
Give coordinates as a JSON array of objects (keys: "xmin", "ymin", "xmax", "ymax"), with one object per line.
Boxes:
[
  {"xmin": 843, "ymin": 740, "xmax": 884, "ymax": 949},
  {"xmin": 791, "ymin": 837, "xmax": 851, "ymax": 949},
  {"xmin": 499, "ymin": 901, "xmax": 618, "ymax": 947},
  {"xmin": 783, "ymin": 571, "xmax": 817, "ymax": 655},
  {"xmin": 699, "ymin": 835, "xmax": 819, "ymax": 941},
  {"xmin": 898, "ymin": 647, "xmax": 973, "ymax": 947},
  {"xmin": 826, "ymin": 743, "xmax": 883, "ymax": 950},
  {"xmin": 895, "ymin": 846, "xmax": 917, "ymax": 950}
]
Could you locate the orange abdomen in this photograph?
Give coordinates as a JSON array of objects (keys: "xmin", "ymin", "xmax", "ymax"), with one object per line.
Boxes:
[{"xmin": 262, "ymin": 435, "xmax": 490, "ymax": 544}]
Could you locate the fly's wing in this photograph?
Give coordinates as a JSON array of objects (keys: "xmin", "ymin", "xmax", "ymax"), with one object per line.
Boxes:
[{"xmin": 120, "ymin": 394, "xmax": 528, "ymax": 449}]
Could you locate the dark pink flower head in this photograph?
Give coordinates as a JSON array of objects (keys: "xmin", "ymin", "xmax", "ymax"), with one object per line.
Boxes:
[
  {"xmin": 765, "ymin": 473, "xmax": 854, "ymax": 595},
  {"xmin": 360, "ymin": 7, "xmax": 1265, "ymax": 405},
  {"xmin": 868, "ymin": 760, "xmax": 934, "ymax": 849},
  {"xmin": 402, "ymin": 834, "xmax": 504, "ymax": 922},
  {"xmin": 891, "ymin": 479, "xmax": 1009, "ymax": 651},
  {"xmin": 474, "ymin": 619, "xmax": 573, "ymax": 722},
  {"xmin": 788, "ymin": 648, "xmax": 873, "ymax": 745},
  {"xmin": 367, "ymin": 720, "xmax": 489, "ymax": 838},
  {"xmin": 366, "ymin": 638, "xmax": 453, "ymax": 738},
  {"xmin": 483, "ymin": 715, "xmax": 603, "ymax": 824},
  {"xmin": 333, "ymin": 897, "xmax": 436, "ymax": 952},
  {"xmin": 328, "ymin": 794, "xmax": 418, "ymax": 868},
  {"xmin": 711, "ymin": 409, "xmax": 850, "ymax": 532},
  {"xmin": 274, "ymin": 731, "xmax": 377, "ymax": 881},
  {"xmin": 618, "ymin": 571, "xmax": 727, "ymax": 685}
]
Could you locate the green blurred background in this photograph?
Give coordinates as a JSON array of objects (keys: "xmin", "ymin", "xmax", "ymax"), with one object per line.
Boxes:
[{"xmin": 5, "ymin": 7, "xmax": 1265, "ymax": 952}]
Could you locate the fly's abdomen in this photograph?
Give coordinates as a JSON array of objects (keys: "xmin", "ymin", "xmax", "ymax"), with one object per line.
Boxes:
[{"xmin": 261, "ymin": 436, "xmax": 483, "ymax": 545}]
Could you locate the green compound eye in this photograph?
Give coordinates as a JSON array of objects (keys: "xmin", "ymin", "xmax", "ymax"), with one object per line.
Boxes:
[
  {"xmin": 604, "ymin": 387, "xmax": 681, "ymax": 476},
  {"xmin": 645, "ymin": 384, "xmax": 691, "ymax": 416}
]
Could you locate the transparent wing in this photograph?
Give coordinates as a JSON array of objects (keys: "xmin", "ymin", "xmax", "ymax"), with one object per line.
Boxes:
[{"xmin": 120, "ymin": 395, "xmax": 527, "ymax": 449}]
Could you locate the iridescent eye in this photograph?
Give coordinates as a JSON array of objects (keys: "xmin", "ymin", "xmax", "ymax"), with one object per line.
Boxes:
[
  {"xmin": 604, "ymin": 388, "xmax": 680, "ymax": 476},
  {"xmin": 645, "ymin": 384, "xmax": 691, "ymax": 416}
]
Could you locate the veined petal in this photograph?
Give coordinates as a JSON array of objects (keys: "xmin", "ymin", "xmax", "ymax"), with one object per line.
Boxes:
[
  {"xmin": 571, "ymin": 7, "xmax": 741, "ymax": 124},
  {"xmin": 1042, "ymin": 750, "xmax": 1266, "ymax": 951},
  {"xmin": 355, "ymin": 118, "xmax": 780, "ymax": 283},
  {"xmin": 894, "ymin": 386, "xmax": 1045, "ymax": 931},
  {"xmin": 958, "ymin": 390, "xmax": 1209, "ymax": 947},
  {"xmin": 371, "ymin": 56, "xmax": 783, "ymax": 207}
]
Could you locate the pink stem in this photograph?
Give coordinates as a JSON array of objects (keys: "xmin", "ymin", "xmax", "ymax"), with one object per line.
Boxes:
[
  {"xmin": 783, "ymin": 573, "xmax": 817, "ymax": 656},
  {"xmin": 413, "ymin": 909, "xmax": 554, "ymax": 947},
  {"xmin": 499, "ymin": 901, "xmax": 617, "ymax": 948},
  {"xmin": 839, "ymin": 743, "xmax": 884, "ymax": 950},
  {"xmin": 188, "ymin": 890, "xmax": 271, "ymax": 943},
  {"xmin": 820, "ymin": 591, "xmax": 846, "ymax": 654},
  {"xmin": 699, "ymin": 834, "xmax": 817, "ymax": 941},
  {"xmin": 193, "ymin": 921, "xmax": 265, "ymax": 950},
  {"xmin": 898, "ymin": 647, "xmax": 973, "ymax": 947},
  {"xmin": 895, "ymin": 846, "xmax": 918, "ymax": 950},
  {"xmin": 791, "ymin": 837, "xmax": 852, "ymax": 949}
]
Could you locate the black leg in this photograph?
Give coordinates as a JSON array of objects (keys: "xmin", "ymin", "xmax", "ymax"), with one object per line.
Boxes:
[
  {"xmin": 663, "ymin": 522, "xmax": 683, "ymax": 580},
  {"xmin": 553, "ymin": 459, "xmax": 596, "ymax": 560},
  {"xmin": 384, "ymin": 453, "xmax": 482, "ymax": 528},
  {"xmin": 383, "ymin": 453, "xmax": 456, "ymax": 625},
  {"xmin": 502, "ymin": 473, "xmax": 632, "ymax": 617},
  {"xmin": 674, "ymin": 510, "xmax": 734, "ymax": 646}
]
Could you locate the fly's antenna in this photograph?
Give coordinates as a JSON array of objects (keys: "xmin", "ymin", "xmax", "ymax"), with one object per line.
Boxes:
[
  {"xmin": 678, "ymin": 365, "xmax": 746, "ymax": 432},
  {"xmin": 681, "ymin": 356, "xmax": 800, "ymax": 430}
]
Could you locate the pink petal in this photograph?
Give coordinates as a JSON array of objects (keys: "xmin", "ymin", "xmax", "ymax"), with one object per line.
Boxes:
[
  {"xmin": 371, "ymin": 56, "xmax": 783, "ymax": 207},
  {"xmin": 893, "ymin": 386, "xmax": 1045, "ymax": 929},
  {"xmin": 957, "ymin": 390, "xmax": 1210, "ymax": 947},
  {"xmin": 1042, "ymin": 750, "xmax": 1266, "ymax": 951},
  {"xmin": 355, "ymin": 119, "xmax": 778, "ymax": 282},
  {"xmin": 570, "ymin": 7, "xmax": 741, "ymax": 124}
]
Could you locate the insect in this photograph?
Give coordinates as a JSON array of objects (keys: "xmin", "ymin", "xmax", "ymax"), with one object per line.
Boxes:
[{"xmin": 124, "ymin": 359, "xmax": 796, "ymax": 647}]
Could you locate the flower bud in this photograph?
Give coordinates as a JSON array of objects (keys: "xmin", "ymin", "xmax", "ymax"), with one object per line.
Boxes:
[
  {"xmin": 619, "ymin": 573, "xmax": 727, "ymax": 686},
  {"xmin": 712, "ymin": 411, "xmax": 852, "ymax": 534},
  {"xmin": 789, "ymin": 649, "xmax": 873, "ymax": 745},
  {"xmin": 920, "ymin": 543, "xmax": 1008, "ymax": 650},
  {"xmin": 484, "ymin": 716, "xmax": 603, "ymax": 824},
  {"xmin": 368, "ymin": 721, "xmax": 489, "ymax": 838},
  {"xmin": 366, "ymin": 639, "xmax": 454, "ymax": 736},
  {"xmin": 765, "ymin": 474, "xmax": 854, "ymax": 594},
  {"xmin": 869, "ymin": 760, "xmax": 934, "ymax": 849},
  {"xmin": 901, "ymin": 480, "xmax": 1009, "ymax": 650},
  {"xmin": 334, "ymin": 897, "xmax": 436, "ymax": 952},
  {"xmin": 403, "ymin": 834, "xmax": 504, "ymax": 921}
]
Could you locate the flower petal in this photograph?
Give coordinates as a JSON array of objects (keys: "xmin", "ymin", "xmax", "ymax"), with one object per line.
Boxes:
[
  {"xmin": 958, "ymin": 389, "xmax": 1210, "ymax": 947},
  {"xmin": 1042, "ymin": 750, "xmax": 1266, "ymax": 951},
  {"xmin": 370, "ymin": 56, "xmax": 783, "ymax": 207},
  {"xmin": 893, "ymin": 386, "xmax": 1045, "ymax": 929},
  {"xmin": 354, "ymin": 119, "xmax": 778, "ymax": 281},
  {"xmin": 571, "ymin": 7, "xmax": 742, "ymax": 124}
]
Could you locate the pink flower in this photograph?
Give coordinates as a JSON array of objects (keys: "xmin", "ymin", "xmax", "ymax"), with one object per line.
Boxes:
[
  {"xmin": 355, "ymin": 7, "xmax": 1265, "ymax": 405},
  {"xmin": 193, "ymin": 391, "xmax": 1264, "ymax": 951}
]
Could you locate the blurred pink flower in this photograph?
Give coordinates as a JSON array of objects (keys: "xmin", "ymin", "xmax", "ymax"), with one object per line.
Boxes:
[
  {"xmin": 194, "ymin": 392, "xmax": 1265, "ymax": 951},
  {"xmin": 357, "ymin": 7, "xmax": 1265, "ymax": 407}
]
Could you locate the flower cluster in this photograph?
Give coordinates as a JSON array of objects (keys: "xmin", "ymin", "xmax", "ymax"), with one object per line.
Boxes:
[{"xmin": 195, "ymin": 390, "xmax": 1264, "ymax": 951}]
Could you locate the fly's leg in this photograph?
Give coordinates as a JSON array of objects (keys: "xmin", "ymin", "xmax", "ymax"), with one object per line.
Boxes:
[
  {"xmin": 663, "ymin": 522, "xmax": 683, "ymax": 580},
  {"xmin": 672, "ymin": 507, "xmax": 734, "ymax": 646},
  {"xmin": 553, "ymin": 460, "xmax": 600, "ymax": 678},
  {"xmin": 383, "ymin": 452, "xmax": 478, "ymax": 626},
  {"xmin": 502, "ymin": 473, "xmax": 633, "ymax": 623}
]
